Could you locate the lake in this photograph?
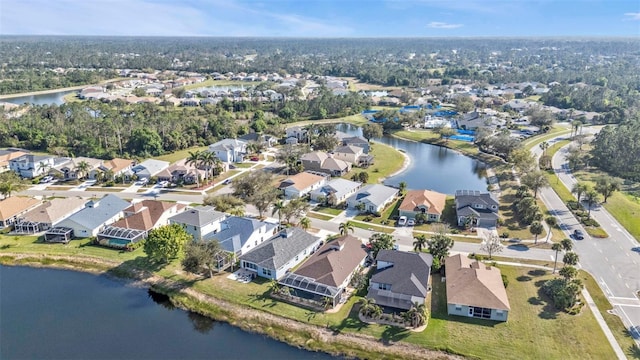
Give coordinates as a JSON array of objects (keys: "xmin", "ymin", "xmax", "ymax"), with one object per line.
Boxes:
[
  {"xmin": 0, "ymin": 265, "xmax": 337, "ymax": 360},
  {"xmin": 337, "ymin": 124, "xmax": 487, "ymax": 194},
  {"xmin": 1, "ymin": 90, "xmax": 74, "ymax": 106}
]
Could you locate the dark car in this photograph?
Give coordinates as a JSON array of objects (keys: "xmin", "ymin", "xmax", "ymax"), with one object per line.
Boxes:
[{"xmin": 573, "ymin": 229, "xmax": 585, "ymax": 240}]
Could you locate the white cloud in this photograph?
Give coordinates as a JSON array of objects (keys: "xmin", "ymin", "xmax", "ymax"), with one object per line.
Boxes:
[
  {"xmin": 427, "ymin": 21, "xmax": 463, "ymax": 29},
  {"xmin": 623, "ymin": 12, "xmax": 640, "ymax": 21}
]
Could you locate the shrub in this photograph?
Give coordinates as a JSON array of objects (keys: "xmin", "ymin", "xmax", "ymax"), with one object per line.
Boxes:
[
  {"xmin": 500, "ymin": 232, "xmax": 510, "ymax": 238},
  {"xmin": 105, "ymin": 181, "xmax": 115, "ymax": 187},
  {"xmin": 501, "ymin": 274, "xmax": 509, "ymax": 288},
  {"xmin": 451, "ymin": 228, "xmax": 461, "ymax": 234}
]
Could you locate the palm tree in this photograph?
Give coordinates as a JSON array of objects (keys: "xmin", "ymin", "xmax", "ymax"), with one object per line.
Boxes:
[
  {"xmin": 560, "ymin": 238, "xmax": 573, "ymax": 252},
  {"xmin": 339, "ymin": 221, "xmax": 355, "ymax": 236},
  {"xmin": 272, "ymin": 201, "xmax": 285, "ymax": 226},
  {"xmin": 563, "ymin": 251, "xmax": 579, "ymax": 266},
  {"xmin": 199, "ymin": 151, "xmax": 218, "ymax": 183},
  {"xmin": 268, "ymin": 279, "xmax": 281, "ymax": 294},
  {"xmin": 104, "ymin": 169, "xmax": 115, "ymax": 181},
  {"xmin": 539, "ymin": 141, "xmax": 549, "ymax": 155},
  {"xmin": 358, "ymin": 297, "xmax": 377, "ymax": 317},
  {"xmin": 37, "ymin": 161, "xmax": 51, "ymax": 177},
  {"xmin": 529, "ymin": 221, "xmax": 544, "ymax": 244},
  {"xmin": 186, "ymin": 150, "xmax": 204, "ymax": 187},
  {"xmin": 559, "ymin": 265, "xmax": 578, "ymax": 281},
  {"xmin": 0, "ymin": 181, "xmax": 27, "ymax": 199},
  {"xmin": 75, "ymin": 160, "xmax": 90, "ymax": 180},
  {"xmin": 584, "ymin": 190, "xmax": 600, "ymax": 218},
  {"xmin": 299, "ymin": 217, "xmax": 311, "ymax": 231},
  {"xmin": 552, "ymin": 243, "xmax": 563, "ymax": 273},
  {"xmin": 571, "ymin": 182, "xmax": 589, "ymax": 202},
  {"xmin": 404, "ymin": 302, "xmax": 428, "ymax": 328},
  {"xmin": 522, "ymin": 170, "xmax": 549, "ymax": 198},
  {"xmin": 413, "ymin": 234, "xmax": 428, "ymax": 252},
  {"xmin": 398, "ymin": 181, "xmax": 407, "ymax": 195}
]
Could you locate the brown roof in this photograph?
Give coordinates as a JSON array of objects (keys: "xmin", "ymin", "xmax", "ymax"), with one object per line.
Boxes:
[
  {"xmin": 104, "ymin": 158, "xmax": 133, "ymax": 173},
  {"xmin": 279, "ymin": 172, "xmax": 325, "ymax": 192},
  {"xmin": 112, "ymin": 200, "xmax": 184, "ymax": 231},
  {"xmin": 399, "ymin": 189, "xmax": 447, "ymax": 215},
  {"xmin": 22, "ymin": 197, "xmax": 87, "ymax": 224},
  {"xmin": 0, "ymin": 197, "xmax": 42, "ymax": 220},
  {"xmin": 294, "ymin": 235, "xmax": 367, "ymax": 288},
  {"xmin": 445, "ymin": 254, "xmax": 510, "ymax": 311},
  {"xmin": 0, "ymin": 150, "xmax": 28, "ymax": 168}
]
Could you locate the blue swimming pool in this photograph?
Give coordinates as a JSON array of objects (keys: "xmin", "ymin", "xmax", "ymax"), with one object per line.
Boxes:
[{"xmin": 449, "ymin": 134, "xmax": 475, "ymax": 142}]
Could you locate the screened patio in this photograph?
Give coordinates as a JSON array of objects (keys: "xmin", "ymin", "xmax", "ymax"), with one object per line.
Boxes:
[
  {"xmin": 14, "ymin": 220, "xmax": 42, "ymax": 234},
  {"xmin": 44, "ymin": 227, "xmax": 74, "ymax": 243},
  {"xmin": 97, "ymin": 226, "xmax": 147, "ymax": 249},
  {"xmin": 278, "ymin": 273, "xmax": 342, "ymax": 308}
]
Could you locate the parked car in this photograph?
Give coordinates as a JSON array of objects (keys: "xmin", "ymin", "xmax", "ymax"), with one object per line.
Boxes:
[
  {"xmin": 158, "ymin": 181, "xmax": 169, "ymax": 187},
  {"xmin": 573, "ymin": 229, "xmax": 585, "ymax": 240},
  {"xmin": 40, "ymin": 176, "xmax": 54, "ymax": 184},
  {"xmin": 407, "ymin": 218, "xmax": 415, "ymax": 226},
  {"xmin": 222, "ymin": 179, "xmax": 232, "ymax": 185},
  {"xmin": 398, "ymin": 216, "xmax": 407, "ymax": 226},
  {"xmin": 250, "ymin": 156, "xmax": 260, "ymax": 161}
]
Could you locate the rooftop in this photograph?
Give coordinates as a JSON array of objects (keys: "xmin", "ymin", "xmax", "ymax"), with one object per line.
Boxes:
[{"xmin": 445, "ymin": 254, "xmax": 510, "ymax": 311}]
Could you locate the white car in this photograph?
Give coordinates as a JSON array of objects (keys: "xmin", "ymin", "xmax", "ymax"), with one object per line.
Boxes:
[
  {"xmin": 407, "ymin": 218, "xmax": 416, "ymax": 226},
  {"xmin": 40, "ymin": 176, "xmax": 54, "ymax": 184},
  {"xmin": 398, "ymin": 216, "xmax": 407, "ymax": 226}
]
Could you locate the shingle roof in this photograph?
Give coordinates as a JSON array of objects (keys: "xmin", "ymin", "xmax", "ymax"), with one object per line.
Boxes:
[
  {"xmin": 370, "ymin": 250, "xmax": 433, "ymax": 298},
  {"xmin": 21, "ymin": 198, "xmax": 87, "ymax": 224},
  {"xmin": 321, "ymin": 157, "xmax": 349, "ymax": 171},
  {"xmin": 334, "ymin": 145, "xmax": 363, "ymax": 155},
  {"xmin": 455, "ymin": 190, "xmax": 499, "ymax": 208},
  {"xmin": 168, "ymin": 206, "xmax": 226, "ymax": 227},
  {"xmin": 301, "ymin": 151, "xmax": 328, "ymax": 163},
  {"xmin": 111, "ymin": 200, "xmax": 182, "ymax": 231},
  {"xmin": 57, "ymin": 195, "xmax": 130, "ymax": 231},
  {"xmin": 133, "ymin": 159, "xmax": 170, "ymax": 177},
  {"xmin": 239, "ymin": 228, "xmax": 320, "ymax": 271},
  {"xmin": 445, "ymin": 254, "xmax": 510, "ymax": 311},
  {"xmin": 279, "ymin": 172, "xmax": 326, "ymax": 191},
  {"xmin": 293, "ymin": 235, "xmax": 367, "ymax": 287},
  {"xmin": 349, "ymin": 184, "xmax": 398, "ymax": 208},
  {"xmin": 102, "ymin": 158, "xmax": 133, "ymax": 173},
  {"xmin": 0, "ymin": 197, "xmax": 42, "ymax": 220},
  {"xmin": 312, "ymin": 178, "xmax": 361, "ymax": 200},
  {"xmin": 399, "ymin": 189, "xmax": 447, "ymax": 215},
  {"xmin": 207, "ymin": 216, "xmax": 277, "ymax": 253},
  {"xmin": 209, "ymin": 138, "xmax": 247, "ymax": 151}
]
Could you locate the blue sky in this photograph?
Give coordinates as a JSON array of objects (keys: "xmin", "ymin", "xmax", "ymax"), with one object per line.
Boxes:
[{"xmin": 1, "ymin": 0, "xmax": 639, "ymax": 37}]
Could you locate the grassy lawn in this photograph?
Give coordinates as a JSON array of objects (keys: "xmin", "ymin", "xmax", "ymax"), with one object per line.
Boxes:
[
  {"xmin": 153, "ymin": 146, "xmax": 209, "ymax": 164},
  {"xmin": 306, "ymin": 212, "xmax": 334, "ymax": 221},
  {"xmin": 314, "ymin": 206, "xmax": 343, "ymax": 216},
  {"xmin": 349, "ymin": 221, "xmax": 394, "ymax": 234},
  {"xmin": 232, "ymin": 163, "xmax": 254, "ymax": 169},
  {"xmin": 601, "ymin": 192, "xmax": 640, "ymax": 242},
  {"xmin": 180, "ymin": 79, "xmax": 259, "ymax": 91},
  {"xmin": 580, "ymin": 270, "xmax": 640, "ymax": 359},
  {"xmin": 392, "ymin": 129, "xmax": 480, "ymax": 155},
  {"xmin": 521, "ymin": 127, "xmax": 571, "ymax": 151},
  {"xmin": 86, "ymin": 187, "xmax": 123, "ymax": 192},
  {"xmin": 342, "ymin": 141, "xmax": 405, "ymax": 184},
  {"xmin": 354, "ymin": 198, "xmax": 401, "ymax": 226}
]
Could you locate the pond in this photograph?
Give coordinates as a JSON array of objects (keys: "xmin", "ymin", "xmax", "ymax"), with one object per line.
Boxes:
[
  {"xmin": 337, "ymin": 123, "xmax": 487, "ymax": 194},
  {"xmin": 0, "ymin": 265, "xmax": 338, "ymax": 360},
  {"xmin": 1, "ymin": 90, "xmax": 75, "ymax": 106}
]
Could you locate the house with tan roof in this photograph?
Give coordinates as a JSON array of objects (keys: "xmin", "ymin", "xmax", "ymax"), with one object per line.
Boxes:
[
  {"xmin": 279, "ymin": 235, "xmax": 367, "ymax": 308},
  {"xmin": 97, "ymin": 200, "xmax": 186, "ymax": 248},
  {"xmin": 14, "ymin": 197, "xmax": 87, "ymax": 233},
  {"xmin": 300, "ymin": 151, "xmax": 351, "ymax": 177},
  {"xmin": 445, "ymin": 254, "xmax": 510, "ymax": 322},
  {"xmin": 398, "ymin": 189, "xmax": 447, "ymax": 222},
  {"xmin": 91, "ymin": 158, "xmax": 134, "ymax": 180},
  {"xmin": 156, "ymin": 158, "xmax": 207, "ymax": 185},
  {"xmin": 0, "ymin": 149, "xmax": 28, "ymax": 173},
  {"xmin": 279, "ymin": 171, "xmax": 328, "ymax": 199},
  {"xmin": 0, "ymin": 197, "xmax": 42, "ymax": 228},
  {"xmin": 52, "ymin": 157, "xmax": 103, "ymax": 180}
]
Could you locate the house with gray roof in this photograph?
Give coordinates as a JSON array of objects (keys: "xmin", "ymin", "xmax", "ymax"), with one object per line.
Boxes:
[
  {"xmin": 132, "ymin": 159, "xmax": 170, "ymax": 180},
  {"xmin": 455, "ymin": 190, "xmax": 500, "ymax": 228},
  {"xmin": 15, "ymin": 197, "xmax": 87, "ymax": 233},
  {"xmin": 205, "ymin": 216, "xmax": 278, "ymax": 256},
  {"xmin": 54, "ymin": 194, "xmax": 130, "ymax": 238},
  {"xmin": 239, "ymin": 227, "xmax": 322, "ymax": 280},
  {"xmin": 346, "ymin": 184, "xmax": 398, "ymax": 214},
  {"xmin": 367, "ymin": 250, "xmax": 433, "ymax": 310},
  {"xmin": 310, "ymin": 178, "xmax": 362, "ymax": 205},
  {"xmin": 9, "ymin": 154, "xmax": 56, "ymax": 178},
  {"xmin": 169, "ymin": 206, "xmax": 227, "ymax": 240},
  {"xmin": 208, "ymin": 139, "xmax": 248, "ymax": 163},
  {"xmin": 342, "ymin": 136, "xmax": 370, "ymax": 153}
]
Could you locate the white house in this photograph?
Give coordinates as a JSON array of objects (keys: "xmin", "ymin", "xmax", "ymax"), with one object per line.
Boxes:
[
  {"xmin": 332, "ymin": 145, "xmax": 364, "ymax": 164},
  {"xmin": 310, "ymin": 178, "xmax": 362, "ymax": 205},
  {"xmin": 9, "ymin": 154, "xmax": 56, "ymax": 178},
  {"xmin": 168, "ymin": 206, "xmax": 227, "ymax": 240},
  {"xmin": 278, "ymin": 172, "xmax": 328, "ymax": 199},
  {"xmin": 346, "ymin": 184, "xmax": 398, "ymax": 214},
  {"xmin": 208, "ymin": 139, "xmax": 248, "ymax": 163},
  {"xmin": 54, "ymin": 195, "xmax": 130, "ymax": 238},
  {"xmin": 206, "ymin": 216, "xmax": 278, "ymax": 256}
]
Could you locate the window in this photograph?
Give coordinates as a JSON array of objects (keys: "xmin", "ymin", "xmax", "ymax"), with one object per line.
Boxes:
[
  {"xmin": 262, "ymin": 268, "xmax": 272, "ymax": 276},
  {"xmin": 455, "ymin": 305, "xmax": 462, "ymax": 311},
  {"xmin": 244, "ymin": 262, "xmax": 257, "ymax": 270},
  {"xmin": 295, "ymin": 255, "xmax": 299, "ymax": 261},
  {"xmin": 377, "ymin": 283, "xmax": 390, "ymax": 290},
  {"xmin": 471, "ymin": 307, "xmax": 492, "ymax": 319}
]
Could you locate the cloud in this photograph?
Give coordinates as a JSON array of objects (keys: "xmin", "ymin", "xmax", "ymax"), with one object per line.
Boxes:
[
  {"xmin": 427, "ymin": 21, "xmax": 463, "ymax": 29},
  {"xmin": 623, "ymin": 12, "xmax": 640, "ymax": 20}
]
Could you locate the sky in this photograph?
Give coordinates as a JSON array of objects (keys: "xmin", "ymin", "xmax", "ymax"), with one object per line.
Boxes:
[{"xmin": 0, "ymin": 0, "xmax": 639, "ymax": 37}]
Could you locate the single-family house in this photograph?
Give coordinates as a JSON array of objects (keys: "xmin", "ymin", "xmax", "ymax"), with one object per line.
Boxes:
[
  {"xmin": 332, "ymin": 145, "xmax": 363, "ymax": 164},
  {"xmin": 239, "ymin": 133, "xmax": 278, "ymax": 147},
  {"xmin": 168, "ymin": 206, "xmax": 227, "ymax": 240},
  {"xmin": 279, "ymin": 171, "xmax": 328, "ymax": 199},
  {"xmin": 90, "ymin": 158, "xmax": 134, "ymax": 180},
  {"xmin": 9, "ymin": 154, "xmax": 56, "ymax": 178},
  {"xmin": 285, "ymin": 126, "xmax": 307, "ymax": 143},
  {"xmin": 0, "ymin": 197, "xmax": 42, "ymax": 228},
  {"xmin": 97, "ymin": 200, "xmax": 186, "ymax": 248},
  {"xmin": 208, "ymin": 139, "xmax": 248, "ymax": 163},
  {"xmin": 445, "ymin": 254, "xmax": 510, "ymax": 321},
  {"xmin": 346, "ymin": 184, "xmax": 399, "ymax": 214},
  {"xmin": 300, "ymin": 151, "xmax": 328, "ymax": 172},
  {"xmin": 342, "ymin": 136, "xmax": 370, "ymax": 153},
  {"xmin": 52, "ymin": 157, "xmax": 103, "ymax": 180},
  {"xmin": 54, "ymin": 194, "xmax": 130, "ymax": 238},
  {"xmin": 320, "ymin": 157, "xmax": 351, "ymax": 176},
  {"xmin": 239, "ymin": 227, "xmax": 322, "ymax": 280},
  {"xmin": 205, "ymin": 216, "xmax": 278, "ymax": 256},
  {"xmin": 14, "ymin": 197, "xmax": 86, "ymax": 233},
  {"xmin": 454, "ymin": 190, "xmax": 500, "ymax": 228},
  {"xmin": 279, "ymin": 235, "xmax": 368, "ymax": 308},
  {"xmin": 367, "ymin": 250, "xmax": 433, "ymax": 310},
  {"xmin": 156, "ymin": 158, "xmax": 207, "ymax": 185},
  {"xmin": 398, "ymin": 189, "xmax": 447, "ymax": 222},
  {"xmin": 0, "ymin": 149, "xmax": 28, "ymax": 173},
  {"xmin": 310, "ymin": 178, "xmax": 362, "ymax": 205},
  {"xmin": 131, "ymin": 159, "xmax": 170, "ymax": 180}
]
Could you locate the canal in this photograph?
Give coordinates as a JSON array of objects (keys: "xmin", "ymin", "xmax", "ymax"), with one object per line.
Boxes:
[
  {"xmin": 0, "ymin": 265, "xmax": 337, "ymax": 360},
  {"xmin": 337, "ymin": 124, "xmax": 487, "ymax": 194}
]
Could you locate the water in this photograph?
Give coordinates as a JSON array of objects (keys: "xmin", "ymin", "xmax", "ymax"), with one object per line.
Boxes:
[
  {"xmin": 337, "ymin": 124, "xmax": 487, "ymax": 194},
  {"xmin": 0, "ymin": 265, "xmax": 337, "ymax": 360},
  {"xmin": 1, "ymin": 90, "xmax": 74, "ymax": 105}
]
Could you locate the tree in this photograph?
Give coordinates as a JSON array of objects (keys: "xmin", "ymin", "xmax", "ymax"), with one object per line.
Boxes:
[
  {"xmin": 529, "ymin": 221, "xmax": 544, "ymax": 244},
  {"xmin": 362, "ymin": 123, "xmax": 383, "ymax": 142},
  {"xmin": 358, "ymin": 297, "xmax": 378, "ymax": 317},
  {"xmin": 232, "ymin": 171, "xmax": 279, "ymax": 218},
  {"xmin": 427, "ymin": 233, "xmax": 454, "ymax": 270},
  {"xmin": 357, "ymin": 171, "xmax": 369, "ymax": 184},
  {"xmin": 403, "ymin": 302, "xmax": 428, "ymax": 328},
  {"xmin": 281, "ymin": 197, "xmax": 310, "ymax": 224},
  {"xmin": 509, "ymin": 148, "xmax": 536, "ymax": 173},
  {"xmin": 368, "ymin": 233, "xmax": 396, "ymax": 257},
  {"xmin": 75, "ymin": 160, "xmax": 90, "ymax": 180},
  {"xmin": 413, "ymin": 234, "xmax": 427, "ymax": 252},
  {"xmin": 584, "ymin": 190, "xmax": 600, "ymax": 218},
  {"xmin": 276, "ymin": 144, "xmax": 308, "ymax": 175},
  {"xmin": 559, "ymin": 265, "xmax": 578, "ymax": 281},
  {"xmin": 0, "ymin": 172, "xmax": 28, "ymax": 199},
  {"xmin": 436, "ymin": 127, "xmax": 458, "ymax": 143},
  {"xmin": 525, "ymin": 105, "xmax": 555, "ymax": 127},
  {"xmin": 552, "ymin": 243, "xmax": 563, "ymax": 273},
  {"xmin": 480, "ymin": 232, "xmax": 503, "ymax": 260},
  {"xmin": 398, "ymin": 181, "xmax": 407, "ymax": 195},
  {"xmin": 539, "ymin": 141, "xmax": 549, "ymax": 155},
  {"xmin": 339, "ymin": 221, "xmax": 354, "ymax": 236},
  {"xmin": 181, "ymin": 239, "xmax": 224, "ymax": 278},
  {"xmin": 203, "ymin": 194, "xmax": 245, "ymax": 216},
  {"xmin": 560, "ymin": 238, "xmax": 573, "ymax": 252},
  {"xmin": 571, "ymin": 182, "xmax": 589, "ymax": 202},
  {"xmin": 144, "ymin": 224, "xmax": 192, "ymax": 264},
  {"xmin": 563, "ymin": 251, "xmax": 579, "ymax": 266},
  {"xmin": 313, "ymin": 134, "xmax": 339, "ymax": 152},
  {"xmin": 185, "ymin": 150, "xmax": 203, "ymax": 187},
  {"xmin": 299, "ymin": 217, "xmax": 311, "ymax": 231},
  {"xmin": 595, "ymin": 176, "xmax": 622, "ymax": 203},
  {"xmin": 521, "ymin": 170, "xmax": 549, "ymax": 198},
  {"xmin": 127, "ymin": 128, "xmax": 163, "ymax": 157},
  {"xmin": 272, "ymin": 200, "xmax": 285, "ymax": 225}
]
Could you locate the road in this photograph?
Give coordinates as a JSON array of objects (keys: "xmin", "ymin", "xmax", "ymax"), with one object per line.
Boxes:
[{"xmin": 531, "ymin": 131, "xmax": 640, "ymax": 343}]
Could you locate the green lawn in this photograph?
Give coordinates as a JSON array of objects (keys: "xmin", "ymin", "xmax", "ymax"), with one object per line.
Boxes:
[
  {"xmin": 306, "ymin": 212, "xmax": 334, "ymax": 221},
  {"xmin": 343, "ymin": 141, "xmax": 405, "ymax": 184},
  {"xmin": 180, "ymin": 79, "xmax": 260, "ymax": 91},
  {"xmin": 392, "ymin": 129, "xmax": 480, "ymax": 155},
  {"xmin": 349, "ymin": 221, "xmax": 394, "ymax": 234},
  {"xmin": 601, "ymin": 192, "xmax": 640, "ymax": 243},
  {"xmin": 354, "ymin": 198, "xmax": 401, "ymax": 226},
  {"xmin": 314, "ymin": 206, "xmax": 344, "ymax": 216},
  {"xmin": 521, "ymin": 127, "xmax": 572, "ymax": 151},
  {"xmin": 153, "ymin": 145, "xmax": 209, "ymax": 164}
]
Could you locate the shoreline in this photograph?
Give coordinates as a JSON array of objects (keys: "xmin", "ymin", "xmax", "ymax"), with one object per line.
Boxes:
[
  {"xmin": 0, "ymin": 78, "xmax": 124, "ymax": 100},
  {"xmin": 0, "ymin": 253, "xmax": 460, "ymax": 360},
  {"xmin": 377, "ymin": 140, "xmax": 411, "ymax": 182}
]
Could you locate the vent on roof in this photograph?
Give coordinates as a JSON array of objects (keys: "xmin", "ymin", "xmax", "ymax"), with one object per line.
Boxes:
[{"xmin": 281, "ymin": 228, "xmax": 294, "ymax": 238}]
